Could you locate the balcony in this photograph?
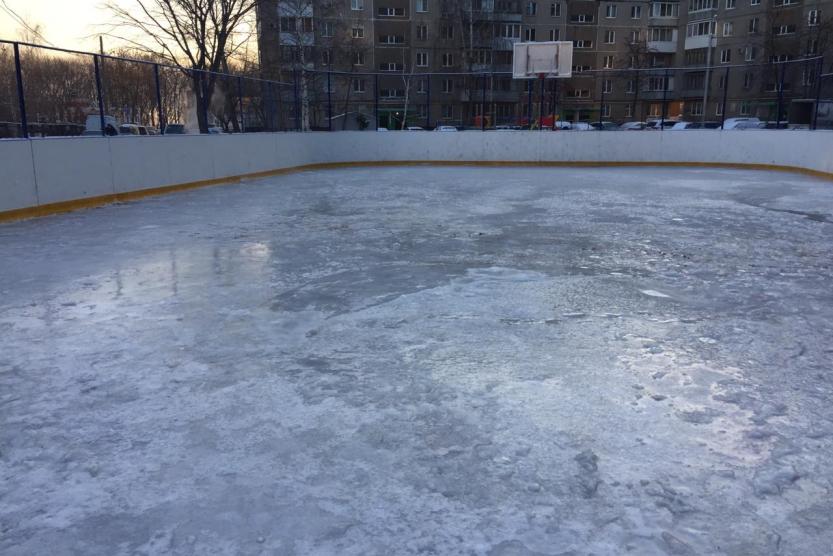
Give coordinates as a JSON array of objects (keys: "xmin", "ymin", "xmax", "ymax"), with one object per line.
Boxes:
[
  {"xmin": 648, "ymin": 40, "xmax": 678, "ymax": 53},
  {"xmin": 649, "ymin": 16, "xmax": 679, "ymax": 26},
  {"xmin": 684, "ymin": 35, "xmax": 713, "ymax": 50}
]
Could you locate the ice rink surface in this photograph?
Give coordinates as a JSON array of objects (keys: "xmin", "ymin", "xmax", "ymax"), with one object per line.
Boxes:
[{"xmin": 2, "ymin": 166, "xmax": 833, "ymax": 555}]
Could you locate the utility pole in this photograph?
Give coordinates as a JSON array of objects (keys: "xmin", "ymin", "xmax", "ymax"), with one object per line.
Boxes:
[{"xmin": 702, "ymin": 13, "xmax": 717, "ymax": 125}]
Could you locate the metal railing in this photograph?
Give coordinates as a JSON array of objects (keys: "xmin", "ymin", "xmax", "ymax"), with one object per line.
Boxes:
[{"xmin": 0, "ymin": 39, "xmax": 829, "ymax": 137}]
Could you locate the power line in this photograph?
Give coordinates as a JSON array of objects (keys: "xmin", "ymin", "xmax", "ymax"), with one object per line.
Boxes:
[{"xmin": 0, "ymin": 0, "xmax": 55, "ymax": 46}]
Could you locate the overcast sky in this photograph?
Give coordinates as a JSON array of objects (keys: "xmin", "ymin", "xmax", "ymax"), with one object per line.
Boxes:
[{"xmin": 0, "ymin": 0, "xmax": 123, "ymax": 51}]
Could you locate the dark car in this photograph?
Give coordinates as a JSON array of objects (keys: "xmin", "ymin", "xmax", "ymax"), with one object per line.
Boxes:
[{"xmin": 163, "ymin": 123, "xmax": 187, "ymax": 134}]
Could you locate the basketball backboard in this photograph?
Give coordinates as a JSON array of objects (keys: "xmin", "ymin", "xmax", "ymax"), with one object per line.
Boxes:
[{"xmin": 512, "ymin": 41, "xmax": 573, "ymax": 79}]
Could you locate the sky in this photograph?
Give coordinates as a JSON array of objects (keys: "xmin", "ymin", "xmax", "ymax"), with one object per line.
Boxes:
[{"xmin": 0, "ymin": 0, "xmax": 123, "ymax": 51}]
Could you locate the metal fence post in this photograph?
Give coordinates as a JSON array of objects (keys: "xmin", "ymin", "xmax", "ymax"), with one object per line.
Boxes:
[
  {"xmin": 813, "ymin": 57, "xmax": 824, "ymax": 130},
  {"xmin": 267, "ymin": 81, "xmax": 274, "ymax": 131},
  {"xmin": 425, "ymin": 74, "xmax": 430, "ymax": 129},
  {"xmin": 374, "ymin": 73, "xmax": 380, "ymax": 130},
  {"xmin": 327, "ymin": 71, "xmax": 333, "ymax": 131},
  {"xmin": 660, "ymin": 69, "xmax": 669, "ymax": 129},
  {"xmin": 237, "ymin": 77, "xmax": 245, "ymax": 132},
  {"xmin": 599, "ymin": 74, "xmax": 606, "ymax": 130},
  {"xmin": 776, "ymin": 61, "xmax": 786, "ymax": 127},
  {"xmin": 153, "ymin": 63, "xmax": 165, "ymax": 133},
  {"xmin": 293, "ymin": 68, "xmax": 300, "ymax": 131},
  {"xmin": 12, "ymin": 42, "xmax": 28, "ymax": 139},
  {"xmin": 527, "ymin": 82, "xmax": 533, "ymax": 129},
  {"xmin": 201, "ymin": 72, "xmax": 210, "ymax": 133},
  {"xmin": 539, "ymin": 76, "xmax": 545, "ymax": 130},
  {"xmin": 720, "ymin": 66, "xmax": 729, "ymax": 129},
  {"xmin": 480, "ymin": 74, "xmax": 486, "ymax": 131},
  {"xmin": 93, "ymin": 54, "xmax": 106, "ymax": 136},
  {"xmin": 552, "ymin": 79, "xmax": 558, "ymax": 130}
]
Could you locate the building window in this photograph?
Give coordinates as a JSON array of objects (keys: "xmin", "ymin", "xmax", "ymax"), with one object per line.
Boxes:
[
  {"xmin": 442, "ymin": 104, "xmax": 454, "ymax": 119},
  {"xmin": 687, "ymin": 20, "xmax": 715, "ymax": 38},
  {"xmin": 603, "ymin": 55, "xmax": 614, "ymax": 68},
  {"xmin": 743, "ymin": 72, "xmax": 753, "ymax": 88},
  {"xmin": 604, "ymin": 30, "xmax": 615, "ymax": 43},
  {"xmin": 625, "ymin": 104, "xmax": 633, "ymax": 117},
  {"xmin": 550, "ymin": 2, "xmax": 561, "ymax": 16},
  {"xmin": 723, "ymin": 22, "xmax": 733, "ymax": 36},
  {"xmin": 572, "ymin": 64, "xmax": 591, "ymax": 72},
  {"xmin": 416, "ymin": 0, "xmax": 428, "ymax": 12},
  {"xmin": 351, "ymin": 0, "xmax": 364, "ymax": 10},
  {"xmin": 441, "ymin": 25, "xmax": 454, "ymax": 39},
  {"xmin": 773, "ymin": 24, "xmax": 796, "ymax": 36},
  {"xmin": 442, "ymin": 52, "xmax": 454, "ymax": 66},
  {"xmin": 417, "ymin": 79, "xmax": 427, "ymax": 93},
  {"xmin": 651, "ymin": 2, "xmax": 679, "ymax": 17},
  {"xmin": 748, "ymin": 17, "xmax": 758, "ymax": 33},
  {"xmin": 744, "ymin": 47, "xmax": 756, "ymax": 61},
  {"xmin": 352, "ymin": 26, "xmax": 365, "ymax": 38},
  {"xmin": 416, "ymin": 24, "xmax": 427, "ymax": 40},
  {"xmin": 689, "ymin": 101, "xmax": 703, "ymax": 116},
  {"xmin": 629, "ymin": 30, "xmax": 640, "ymax": 42},
  {"xmin": 739, "ymin": 101, "xmax": 750, "ymax": 115},
  {"xmin": 808, "ymin": 9, "xmax": 819, "ymax": 25},
  {"xmin": 280, "ymin": 17, "xmax": 293, "ymax": 32},
  {"xmin": 602, "ymin": 79, "xmax": 613, "ymax": 93},
  {"xmin": 524, "ymin": 27, "xmax": 536, "ymax": 41},
  {"xmin": 750, "ymin": 0, "xmax": 759, "ymax": 4},
  {"xmin": 689, "ymin": 0, "xmax": 717, "ymax": 12},
  {"xmin": 606, "ymin": 4, "xmax": 617, "ymax": 18},
  {"xmin": 442, "ymin": 78, "xmax": 453, "ymax": 93},
  {"xmin": 322, "ymin": 22, "xmax": 335, "ymax": 37},
  {"xmin": 626, "ymin": 79, "xmax": 635, "ymax": 93},
  {"xmin": 354, "ymin": 51, "xmax": 365, "ymax": 65},
  {"xmin": 321, "ymin": 50, "xmax": 331, "ymax": 66},
  {"xmin": 631, "ymin": 6, "xmax": 642, "ymax": 18},
  {"xmin": 526, "ymin": 1, "xmax": 537, "ymax": 15},
  {"xmin": 648, "ymin": 104, "xmax": 662, "ymax": 117},
  {"xmin": 720, "ymin": 49, "xmax": 731, "ymax": 63},
  {"xmin": 773, "ymin": 0, "xmax": 797, "ymax": 5},
  {"xmin": 416, "ymin": 51, "xmax": 428, "ymax": 66},
  {"xmin": 379, "ymin": 62, "xmax": 403, "ymax": 71},
  {"xmin": 548, "ymin": 28, "xmax": 559, "ymax": 40},
  {"xmin": 499, "ymin": 24, "xmax": 521, "ymax": 38},
  {"xmin": 602, "ymin": 104, "xmax": 611, "ymax": 117},
  {"xmin": 566, "ymin": 89, "xmax": 590, "ymax": 98},
  {"xmin": 726, "ymin": 0, "xmax": 735, "ymax": 8},
  {"xmin": 378, "ymin": 7, "xmax": 405, "ymax": 16},
  {"xmin": 573, "ymin": 39, "xmax": 593, "ymax": 48},
  {"xmin": 807, "ymin": 38, "xmax": 819, "ymax": 55},
  {"xmin": 571, "ymin": 13, "xmax": 594, "ymax": 23},
  {"xmin": 649, "ymin": 28, "xmax": 674, "ymax": 41},
  {"xmin": 352, "ymin": 79, "xmax": 365, "ymax": 93},
  {"xmin": 379, "ymin": 34, "xmax": 405, "ymax": 44}
]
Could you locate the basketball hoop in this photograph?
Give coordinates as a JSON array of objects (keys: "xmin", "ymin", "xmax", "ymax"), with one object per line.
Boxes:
[{"xmin": 512, "ymin": 41, "xmax": 573, "ymax": 80}]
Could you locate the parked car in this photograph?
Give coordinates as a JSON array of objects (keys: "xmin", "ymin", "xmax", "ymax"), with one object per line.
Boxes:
[
  {"xmin": 118, "ymin": 124, "xmax": 141, "ymax": 135},
  {"xmin": 645, "ymin": 120, "xmax": 677, "ymax": 131},
  {"xmin": 163, "ymin": 123, "xmax": 187, "ymax": 134},
  {"xmin": 83, "ymin": 114, "xmax": 119, "ymax": 136},
  {"xmin": 722, "ymin": 117, "xmax": 763, "ymax": 130},
  {"xmin": 619, "ymin": 121, "xmax": 648, "ymax": 130},
  {"xmin": 670, "ymin": 121, "xmax": 721, "ymax": 130},
  {"xmin": 569, "ymin": 122, "xmax": 594, "ymax": 131},
  {"xmin": 495, "ymin": 124, "xmax": 523, "ymax": 131},
  {"xmin": 434, "ymin": 125, "xmax": 459, "ymax": 132},
  {"xmin": 207, "ymin": 126, "xmax": 225, "ymax": 134},
  {"xmin": 590, "ymin": 121, "xmax": 619, "ymax": 131},
  {"xmin": 406, "ymin": 126, "xmax": 425, "ymax": 131}
]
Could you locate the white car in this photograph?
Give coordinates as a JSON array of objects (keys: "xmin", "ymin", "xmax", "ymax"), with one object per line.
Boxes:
[
  {"xmin": 619, "ymin": 121, "xmax": 647, "ymax": 130},
  {"xmin": 434, "ymin": 125, "xmax": 458, "ymax": 132},
  {"xmin": 569, "ymin": 122, "xmax": 593, "ymax": 131},
  {"xmin": 406, "ymin": 126, "xmax": 424, "ymax": 131},
  {"xmin": 722, "ymin": 117, "xmax": 763, "ymax": 130}
]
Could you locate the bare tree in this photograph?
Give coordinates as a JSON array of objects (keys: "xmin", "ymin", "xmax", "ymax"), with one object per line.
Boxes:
[{"xmin": 105, "ymin": 0, "xmax": 256, "ymax": 133}]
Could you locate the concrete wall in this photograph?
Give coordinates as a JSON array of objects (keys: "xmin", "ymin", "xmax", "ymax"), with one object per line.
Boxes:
[{"xmin": 2, "ymin": 130, "xmax": 832, "ymax": 217}]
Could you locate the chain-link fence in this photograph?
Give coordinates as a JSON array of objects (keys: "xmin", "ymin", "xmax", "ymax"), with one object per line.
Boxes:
[{"xmin": 1, "ymin": 39, "xmax": 829, "ymax": 137}]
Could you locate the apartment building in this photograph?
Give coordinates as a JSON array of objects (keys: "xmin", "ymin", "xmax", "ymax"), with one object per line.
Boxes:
[{"xmin": 256, "ymin": 0, "xmax": 833, "ymax": 128}]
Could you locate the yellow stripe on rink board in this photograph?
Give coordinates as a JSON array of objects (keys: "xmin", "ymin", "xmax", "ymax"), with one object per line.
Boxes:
[{"xmin": 2, "ymin": 160, "xmax": 831, "ymax": 223}]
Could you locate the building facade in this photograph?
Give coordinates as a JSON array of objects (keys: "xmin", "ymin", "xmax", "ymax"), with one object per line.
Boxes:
[{"xmin": 256, "ymin": 0, "xmax": 833, "ymax": 129}]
